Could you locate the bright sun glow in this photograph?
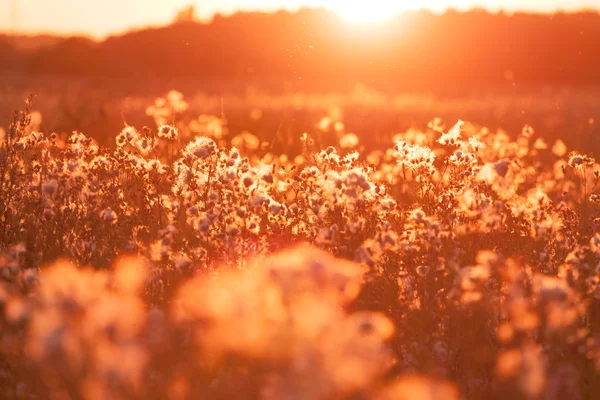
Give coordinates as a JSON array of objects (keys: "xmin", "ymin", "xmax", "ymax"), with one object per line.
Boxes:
[{"xmin": 334, "ymin": 2, "xmax": 401, "ymax": 23}]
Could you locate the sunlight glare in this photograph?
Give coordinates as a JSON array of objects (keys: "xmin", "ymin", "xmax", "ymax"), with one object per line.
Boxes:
[{"xmin": 334, "ymin": 1, "xmax": 401, "ymax": 23}]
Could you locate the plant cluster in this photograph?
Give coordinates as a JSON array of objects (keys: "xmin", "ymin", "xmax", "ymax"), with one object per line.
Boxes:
[{"xmin": 1, "ymin": 92, "xmax": 600, "ymax": 399}]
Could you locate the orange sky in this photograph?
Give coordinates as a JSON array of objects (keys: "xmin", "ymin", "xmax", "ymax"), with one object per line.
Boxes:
[{"xmin": 2, "ymin": 0, "xmax": 600, "ymax": 37}]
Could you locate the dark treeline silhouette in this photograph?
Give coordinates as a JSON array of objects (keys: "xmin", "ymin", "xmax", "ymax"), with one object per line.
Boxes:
[{"xmin": 2, "ymin": 8, "xmax": 600, "ymax": 92}]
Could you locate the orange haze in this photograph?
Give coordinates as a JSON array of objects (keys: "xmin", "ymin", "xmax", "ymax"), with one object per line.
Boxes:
[{"xmin": 1, "ymin": 0, "xmax": 600, "ymax": 37}]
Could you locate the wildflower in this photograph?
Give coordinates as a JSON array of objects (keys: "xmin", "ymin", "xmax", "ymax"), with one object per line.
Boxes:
[
  {"xmin": 497, "ymin": 344, "xmax": 545, "ymax": 399},
  {"xmin": 340, "ymin": 133, "xmax": 359, "ymax": 149},
  {"xmin": 437, "ymin": 120, "xmax": 464, "ymax": 146},
  {"xmin": 183, "ymin": 137, "xmax": 217, "ymax": 160},
  {"xmin": 494, "ymin": 160, "xmax": 510, "ymax": 177},
  {"xmin": 533, "ymin": 138, "xmax": 548, "ymax": 150},
  {"xmin": 468, "ymin": 136, "xmax": 483, "ymax": 151},
  {"xmin": 167, "ymin": 90, "xmax": 189, "ymax": 113},
  {"xmin": 568, "ymin": 154, "xmax": 584, "ymax": 168},
  {"xmin": 428, "ymin": 117, "xmax": 446, "ymax": 133},
  {"xmin": 243, "ymin": 175, "xmax": 254, "ymax": 187},
  {"xmin": 99, "ymin": 208, "xmax": 118, "ymax": 223},
  {"xmin": 522, "ymin": 124, "xmax": 535, "ymax": 138},
  {"xmin": 448, "ymin": 149, "xmax": 477, "ymax": 170},
  {"xmin": 550, "ymin": 139, "xmax": 567, "ymax": 157},
  {"xmin": 396, "ymin": 142, "xmax": 436, "ymax": 179},
  {"xmin": 231, "ymin": 131, "xmax": 260, "ymax": 151},
  {"xmin": 116, "ymin": 133, "xmax": 127, "ymax": 147},
  {"xmin": 158, "ymin": 125, "xmax": 179, "ymax": 140}
]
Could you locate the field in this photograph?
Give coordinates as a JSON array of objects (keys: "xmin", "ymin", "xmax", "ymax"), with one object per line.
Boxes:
[
  {"xmin": 3, "ymin": 6, "xmax": 600, "ymax": 400},
  {"xmin": 1, "ymin": 86, "xmax": 600, "ymax": 399}
]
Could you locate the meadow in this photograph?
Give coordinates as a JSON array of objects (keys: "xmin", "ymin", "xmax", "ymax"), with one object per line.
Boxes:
[
  {"xmin": 3, "ymin": 5, "xmax": 600, "ymax": 398},
  {"xmin": 0, "ymin": 85, "xmax": 600, "ymax": 399}
]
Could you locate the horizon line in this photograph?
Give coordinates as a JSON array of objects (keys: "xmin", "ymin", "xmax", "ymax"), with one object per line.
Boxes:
[{"xmin": 2, "ymin": 5, "xmax": 600, "ymax": 40}]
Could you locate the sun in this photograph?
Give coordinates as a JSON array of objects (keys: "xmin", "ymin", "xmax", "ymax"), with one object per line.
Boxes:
[{"xmin": 333, "ymin": 1, "xmax": 401, "ymax": 23}]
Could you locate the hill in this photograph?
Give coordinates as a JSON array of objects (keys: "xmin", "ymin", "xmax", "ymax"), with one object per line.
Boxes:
[{"xmin": 3, "ymin": 9, "xmax": 600, "ymax": 93}]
